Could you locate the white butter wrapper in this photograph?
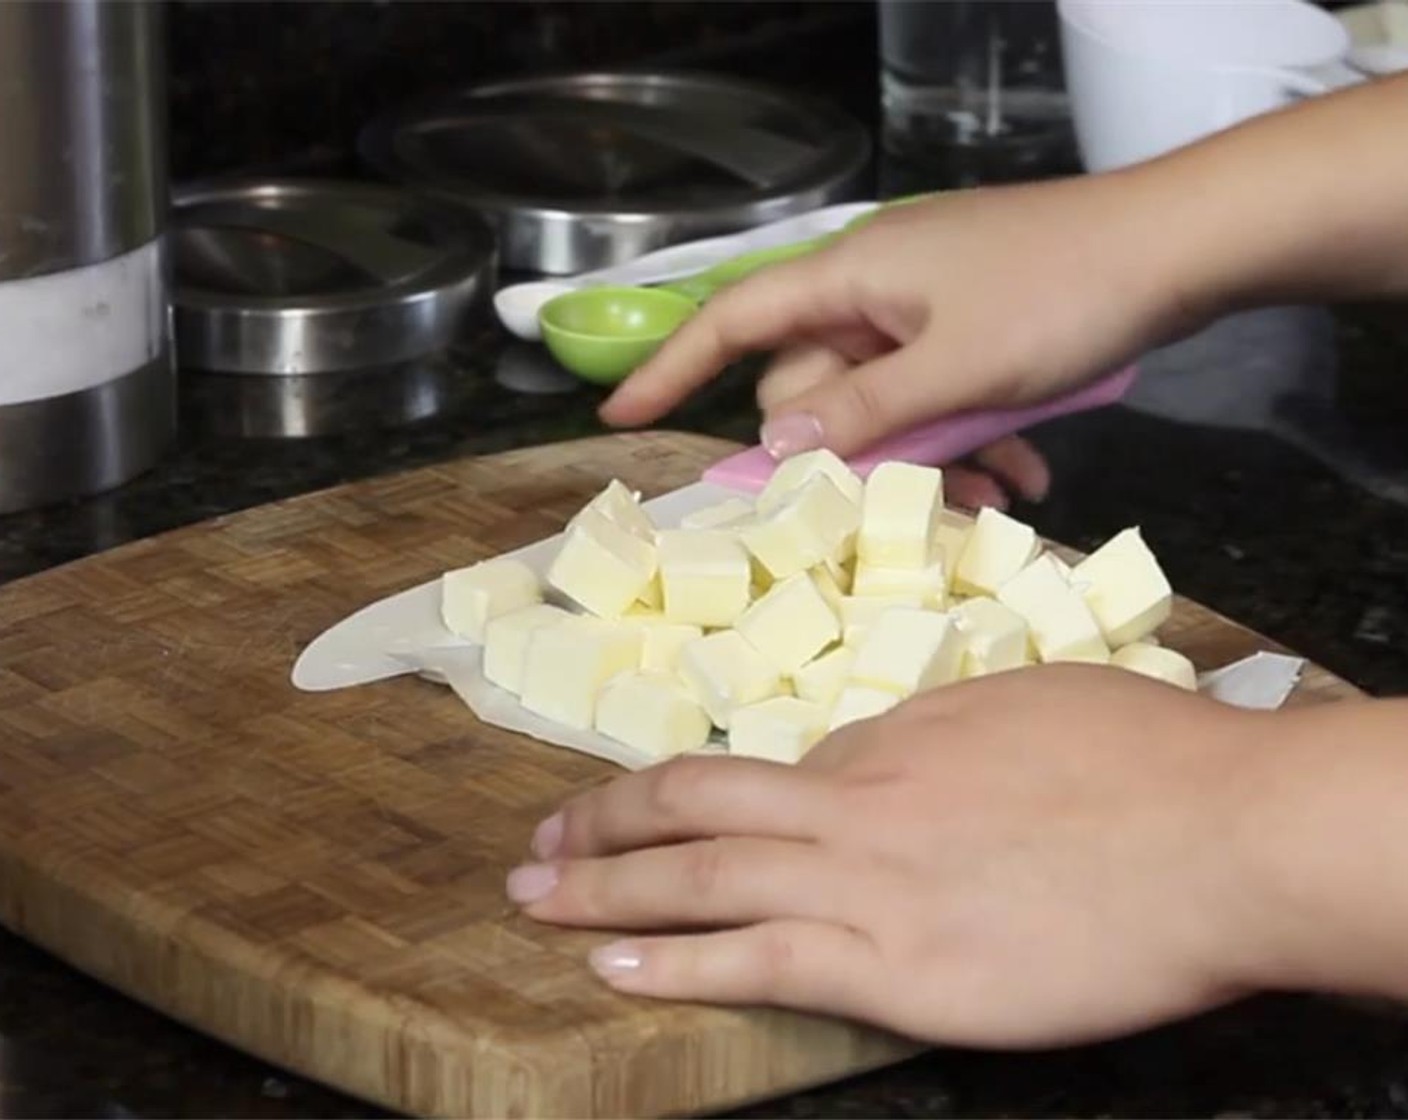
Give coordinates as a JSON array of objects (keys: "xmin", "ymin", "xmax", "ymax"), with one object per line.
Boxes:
[{"xmin": 1198, "ymin": 650, "xmax": 1305, "ymax": 710}]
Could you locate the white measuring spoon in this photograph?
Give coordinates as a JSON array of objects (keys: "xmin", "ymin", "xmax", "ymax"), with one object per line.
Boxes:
[{"xmin": 493, "ymin": 201, "xmax": 879, "ymax": 342}]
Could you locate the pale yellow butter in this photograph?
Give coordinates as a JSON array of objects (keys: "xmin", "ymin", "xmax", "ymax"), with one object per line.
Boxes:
[
  {"xmin": 858, "ymin": 461, "xmax": 945, "ymax": 569},
  {"xmin": 997, "ymin": 555, "xmax": 1110, "ymax": 664},
  {"xmin": 625, "ymin": 614, "xmax": 704, "ymax": 673},
  {"xmin": 519, "ymin": 617, "xmax": 643, "ymax": 729},
  {"xmin": 954, "ymin": 507, "xmax": 1040, "ymax": 597},
  {"xmin": 728, "ymin": 696, "xmax": 828, "ymax": 763},
  {"xmin": 741, "ymin": 474, "xmax": 860, "ymax": 580},
  {"xmin": 657, "ymin": 528, "xmax": 752, "ymax": 628},
  {"xmin": 951, "ymin": 596, "xmax": 1030, "ymax": 678},
  {"xmin": 851, "ymin": 557, "xmax": 947, "ymax": 608},
  {"xmin": 1072, "ymin": 527, "xmax": 1173, "ymax": 647},
  {"xmin": 547, "ymin": 507, "xmax": 657, "ymax": 619},
  {"xmin": 482, "ymin": 603, "xmax": 573, "ymax": 694},
  {"xmin": 808, "ymin": 561, "xmax": 849, "ymax": 610},
  {"xmin": 734, "ymin": 572, "xmax": 840, "ymax": 675},
  {"xmin": 574, "ymin": 478, "xmax": 655, "ymax": 541},
  {"xmin": 791, "ymin": 645, "xmax": 855, "ymax": 708},
  {"xmin": 756, "ymin": 448, "xmax": 863, "ymax": 513},
  {"xmin": 850, "ymin": 606, "xmax": 964, "ymax": 696},
  {"xmin": 838, "ymin": 593, "xmax": 923, "ymax": 646},
  {"xmin": 828, "ymin": 684, "xmax": 901, "ymax": 730},
  {"xmin": 932, "ymin": 510, "xmax": 974, "ymax": 588},
  {"xmin": 441, "ymin": 557, "xmax": 543, "ymax": 643},
  {"xmin": 1111, "ymin": 642, "xmax": 1196, "ymax": 690},
  {"xmin": 679, "ymin": 497, "xmax": 755, "ymax": 531},
  {"xmin": 595, "ymin": 670, "xmax": 714, "ymax": 759},
  {"xmin": 677, "ymin": 630, "xmax": 783, "ymax": 729}
]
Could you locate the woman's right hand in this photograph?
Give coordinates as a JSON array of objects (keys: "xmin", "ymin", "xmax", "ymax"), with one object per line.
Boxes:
[{"xmin": 600, "ymin": 171, "xmax": 1208, "ymax": 460}]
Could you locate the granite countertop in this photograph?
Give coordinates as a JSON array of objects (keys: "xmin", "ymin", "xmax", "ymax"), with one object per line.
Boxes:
[{"xmin": 4, "ymin": 7, "xmax": 1408, "ymax": 1117}]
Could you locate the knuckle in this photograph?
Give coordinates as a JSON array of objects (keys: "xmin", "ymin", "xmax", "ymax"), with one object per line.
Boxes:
[
  {"xmin": 750, "ymin": 924, "xmax": 802, "ymax": 999},
  {"xmin": 681, "ymin": 839, "xmax": 730, "ymax": 900},
  {"xmin": 645, "ymin": 755, "xmax": 713, "ymax": 822}
]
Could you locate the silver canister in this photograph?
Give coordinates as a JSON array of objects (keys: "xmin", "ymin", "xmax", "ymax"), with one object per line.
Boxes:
[{"xmin": 0, "ymin": 0, "xmax": 174, "ymax": 516}]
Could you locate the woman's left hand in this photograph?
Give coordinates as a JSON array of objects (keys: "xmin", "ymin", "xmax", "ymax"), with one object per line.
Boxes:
[{"xmin": 507, "ymin": 664, "xmax": 1282, "ymax": 1048}]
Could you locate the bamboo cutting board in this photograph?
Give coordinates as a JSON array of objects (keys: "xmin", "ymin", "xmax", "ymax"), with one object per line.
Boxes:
[{"xmin": 0, "ymin": 432, "xmax": 1360, "ymax": 1118}]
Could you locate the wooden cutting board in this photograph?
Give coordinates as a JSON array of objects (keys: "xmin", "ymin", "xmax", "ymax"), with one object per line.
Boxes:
[{"xmin": 0, "ymin": 432, "xmax": 1360, "ymax": 1118}]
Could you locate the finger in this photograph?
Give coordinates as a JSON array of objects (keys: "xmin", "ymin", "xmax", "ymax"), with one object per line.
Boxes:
[
  {"xmin": 943, "ymin": 467, "xmax": 1010, "ymax": 512},
  {"xmin": 757, "ymin": 341, "xmax": 957, "ymax": 461},
  {"xmin": 512, "ymin": 837, "xmax": 866, "ymax": 930},
  {"xmin": 599, "ymin": 252, "xmax": 856, "ymax": 427},
  {"xmin": 972, "ymin": 435, "xmax": 1052, "ymax": 503},
  {"xmin": 532, "ymin": 754, "xmax": 838, "ymax": 861},
  {"xmin": 587, "ymin": 920, "xmax": 884, "ymax": 1019},
  {"xmin": 756, "ymin": 344, "xmax": 848, "ymax": 412}
]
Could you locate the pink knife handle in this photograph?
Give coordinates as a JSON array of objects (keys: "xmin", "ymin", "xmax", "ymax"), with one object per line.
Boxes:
[{"xmin": 702, "ymin": 365, "xmax": 1137, "ymax": 492}]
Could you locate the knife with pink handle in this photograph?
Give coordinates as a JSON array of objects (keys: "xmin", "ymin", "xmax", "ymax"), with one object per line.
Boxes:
[{"xmin": 702, "ymin": 365, "xmax": 1137, "ymax": 491}]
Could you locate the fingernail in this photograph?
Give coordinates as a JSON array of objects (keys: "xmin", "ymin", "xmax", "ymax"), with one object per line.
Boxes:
[
  {"xmin": 531, "ymin": 812, "xmax": 564, "ymax": 859},
  {"xmin": 760, "ymin": 412, "xmax": 824, "ymax": 460},
  {"xmin": 506, "ymin": 862, "xmax": 559, "ymax": 904},
  {"xmin": 589, "ymin": 940, "xmax": 644, "ymax": 979}
]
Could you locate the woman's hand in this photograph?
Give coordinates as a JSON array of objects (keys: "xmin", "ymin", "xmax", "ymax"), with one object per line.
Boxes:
[
  {"xmin": 507, "ymin": 665, "xmax": 1282, "ymax": 1048},
  {"xmin": 602, "ymin": 174, "xmax": 1201, "ymax": 463}
]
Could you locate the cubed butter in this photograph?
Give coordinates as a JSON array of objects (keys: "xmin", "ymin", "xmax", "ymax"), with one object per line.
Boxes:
[
  {"xmin": 625, "ymin": 614, "xmax": 704, "ymax": 673},
  {"xmin": 547, "ymin": 508, "xmax": 657, "ymax": 619},
  {"xmin": 483, "ymin": 603, "xmax": 573, "ymax": 694},
  {"xmin": 741, "ymin": 474, "xmax": 860, "ymax": 580},
  {"xmin": 954, "ymin": 507, "xmax": 1040, "ymax": 597},
  {"xmin": 838, "ymin": 594, "xmax": 923, "ymax": 646},
  {"xmin": 858, "ymin": 461, "xmax": 945, "ymax": 569},
  {"xmin": 791, "ymin": 645, "xmax": 854, "ymax": 708},
  {"xmin": 1072, "ymin": 527, "xmax": 1173, "ymax": 647},
  {"xmin": 828, "ymin": 684, "xmax": 900, "ymax": 730},
  {"xmin": 657, "ymin": 529, "xmax": 752, "ymax": 628},
  {"xmin": 574, "ymin": 478, "xmax": 655, "ymax": 541},
  {"xmin": 519, "ymin": 617, "xmax": 642, "ymax": 729},
  {"xmin": 728, "ymin": 696, "xmax": 828, "ymax": 763},
  {"xmin": 441, "ymin": 557, "xmax": 543, "ymax": 643},
  {"xmin": 951, "ymin": 596, "xmax": 1030, "ymax": 678},
  {"xmin": 809, "ymin": 561, "xmax": 848, "ymax": 610},
  {"xmin": 595, "ymin": 670, "xmax": 714, "ymax": 759},
  {"xmin": 677, "ymin": 630, "xmax": 783, "ymax": 729},
  {"xmin": 734, "ymin": 572, "xmax": 840, "ymax": 674},
  {"xmin": 1111, "ymin": 642, "xmax": 1196, "ymax": 690},
  {"xmin": 850, "ymin": 607, "xmax": 965, "ymax": 696},
  {"xmin": 756, "ymin": 448, "xmax": 863, "ymax": 513},
  {"xmin": 636, "ymin": 572, "xmax": 664, "ymax": 611},
  {"xmin": 851, "ymin": 557, "xmax": 947, "ymax": 608},
  {"xmin": 680, "ymin": 497, "xmax": 754, "ymax": 530},
  {"xmin": 997, "ymin": 555, "xmax": 1110, "ymax": 664},
  {"xmin": 932, "ymin": 510, "xmax": 974, "ymax": 588}
]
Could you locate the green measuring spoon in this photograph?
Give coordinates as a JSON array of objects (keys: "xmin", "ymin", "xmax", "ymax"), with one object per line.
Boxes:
[{"xmin": 539, "ymin": 193, "xmax": 936, "ymax": 385}]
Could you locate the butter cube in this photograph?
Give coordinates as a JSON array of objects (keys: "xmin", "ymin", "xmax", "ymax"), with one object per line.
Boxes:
[
  {"xmin": 547, "ymin": 508, "xmax": 657, "ymax": 619},
  {"xmin": 734, "ymin": 572, "xmax": 840, "ymax": 674},
  {"xmin": 997, "ymin": 555, "xmax": 1110, "ymax": 664},
  {"xmin": 954, "ymin": 507, "xmax": 1040, "ymax": 597},
  {"xmin": 858, "ymin": 461, "xmax": 945, "ymax": 569},
  {"xmin": 625, "ymin": 614, "xmax": 704, "ymax": 673},
  {"xmin": 791, "ymin": 645, "xmax": 855, "ymax": 708},
  {"xmin": 1110, "ymin": 642, "xmax": 1196, "ymax": 690},
  {"xmin": 656, "ymin": 529, "xmax": 752, "ymax": 628},
  {"xmin": 850, "ymin": 607, "xmax": 965, "ymax": 696},
  {"xmin": 951, "ymin": 596, "xmax": 1030, "ymax": 678},
  {"xmin": 838, "ymin": 593, "xmax": 923, "ymax": 646},
  {"xmin": 1072, "ymin": 527, "xmax": 1173, "ymax": 647},
  {"xmin": 809, "ymin": 561, "xmax": 848, "ymax": 610},
  {"xmin": 677, "ymin": 630, "xmax": 783, "ymax": 729},
  {"xmin": 741, "ymin": 474, "xmax": 860, "ymax": 580},
  {"xmin": 519, "ymin": 617, "xmax": 643, "ymax": 729},
  {"xmin": 728, "ymin": 696, "xmax": 828, "ymax": 763},
  {"xmin": 441, "ymin": 557, "xmax": 543, "ymax": 643},
  {"xmin": 757, "ymin": 448, "xmax": 863, "ymax": 513},
  {"xmin": 483, "ymin": 603, "xmax": 574, "ymax": 694},
  {"xmin": 851, "ymin": 558, "xmax": 947, "ymax": 608},
  {"xmin": 595, "ymin": 670, "xmax": 714, "ymax": 759},
  {"xmin": 636, "ymin": 573, "xmax": 664, "ymax": 611},
  {"xmin": 574, "ymin": 478, "xmax": 655, "ymax": 541},
  {"xmin": 680, "ymin": 497, "xmax": 754, "ymax": 530},
  {"xmin": 932, "ymin": 510, "xmax": 974, "ymax": 587},
  {"xmin": 828, "ymin": 685, "xmax": 901, "ymax": 730}
]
